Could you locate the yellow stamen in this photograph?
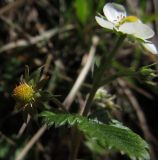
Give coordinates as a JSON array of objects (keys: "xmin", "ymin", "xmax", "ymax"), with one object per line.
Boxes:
[
  {"xmin": 116, "ymin": 16, "xmax": 139, "ymax": 27},
  {"xmin": 13, "ymin": 83, "xmax": 35, "ymax": 103}
]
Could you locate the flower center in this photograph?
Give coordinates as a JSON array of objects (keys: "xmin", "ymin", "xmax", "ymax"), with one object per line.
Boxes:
[
  {"xmin": 13, "ymin": 83, "xmax": 35, "ymax": 103},
  {"xmin": 116, "ymin": 16, "xmax": 139, "ymax": 27}
]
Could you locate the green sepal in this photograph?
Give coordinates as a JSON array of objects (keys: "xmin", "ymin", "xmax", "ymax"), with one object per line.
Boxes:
[
  {"xmin": 28, "ymin": 66, "xmax": 43, "ymax": 86},
  {"xmin": 35, "ymin": 77, "xmax": 49, "ymax": 90},
  {"xmin": 24, "ymin": 65, "xmax": 30, "ymax": 82}
]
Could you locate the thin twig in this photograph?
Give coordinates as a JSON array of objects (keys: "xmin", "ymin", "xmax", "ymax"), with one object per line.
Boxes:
[
  {"xmin": 63, "ymin": 36, "xmax": 99, "ymax": 110},
  {"xmin": 0, "ymin": 0, "xmax": 30, "ymax": 16},
  {"xmin": 83, "ymin": 35, "xmax": 126, "ymax": 116},
  {"xmin": 0, "ymin": 25, "xmax": 74, "ymax": 53},
  {"xmin": 51, "ymin": 97, "xmax": 69, "ymax": 113},
  {"xmin": 59, "ymin": 74, "xmax": 91, "ymax": 89},
  {"xmin": 0, "ymin": 15, "xmax": 31, "ymax": 40},
  {"xmin": 17, "ymin": 114, "xmax": 31, "ymax": 138},
  {"xmin": 15, "ymin": 99, "xmax": 67, "ymax": 160},
  {"xmin": 117, "ymin": 78, "xmax": 158, "ymax": 159},
  {"xmin": 117, "ymin": 78, "xmax": 155, "ymax": 140},
  {"xmin": 125, "ymin": 81, "xmax": 153, "ymax": 99},
  {"xmin": 69, "ymin": 36, "xmax": 126, "ymax": 160},
  {"xmin": 0, "ymin": 131, "xmax": 16, "ymax": 146},
  {"xmin": 15, "ymin": 36, "xmax": 99, "ymax": 160},
  {"xmin": 68, "ymin": 36, "xmax": 101, "ymax": 160},
  {"xmin": 16, "ymin": 125, "xmax": 47, "ymax": 160},
  {"xmin": 41, "ymin": 54, "xmax": 53, "ymax": 80}
]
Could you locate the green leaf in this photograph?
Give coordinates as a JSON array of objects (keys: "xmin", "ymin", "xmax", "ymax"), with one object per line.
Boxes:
[
  {"xmin": 0, "ymin": 139, "xmax": 11, "ymax": 158},
  {"xmin": 40, "ymin": 111, "xmax": 150, "ymax": 160},
  {"xmin": 85, "ymin": 140, "xmax": 105, "ymax": 155},
  {"xmin": 74, "ymin": 0, "xmax": 93, "ymax": 24}
]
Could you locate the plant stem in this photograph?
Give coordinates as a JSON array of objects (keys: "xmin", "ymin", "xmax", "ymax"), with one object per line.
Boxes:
[
  {"xmin": 69, "ymin": 35, "xmax": 126, "ymax": 160},
  {"xmin": 69, "ymin": 126, "xmax": 82, "ymax": 160},
  {"xmin": 83, "ymin": 35, "xmax": 126, "ymax": 116}
]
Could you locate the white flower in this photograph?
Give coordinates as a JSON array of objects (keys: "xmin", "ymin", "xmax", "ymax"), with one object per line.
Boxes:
[
  {"xmin": 95, "ymin": 3, "xmax": 157, "ymax": 54},
  {"xmin": 142, "ymin": 42, "xmax": 158, "ymax": 55}
]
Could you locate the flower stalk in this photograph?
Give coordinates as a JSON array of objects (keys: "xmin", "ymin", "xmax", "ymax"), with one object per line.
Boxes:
[
  {"xmin": 69, "ymin": 35, "xmax": 126, "ymax": 160},
  {"xmin": 83, "ymin": 35, "xmax": 126, "ymax": 116}
]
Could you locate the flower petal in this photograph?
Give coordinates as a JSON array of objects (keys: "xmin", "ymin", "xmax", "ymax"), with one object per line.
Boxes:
[
  {"xmin": 103, "ymin": 3, "xmax": 126, "ymax": 24},
  {"xmin": 95, "ymin": 16, "xmax": 114, "ymax": 30},
  {"xmin": 119, "ymin": 22, "xmax": 154, "ymax": 39},
  {"xmin": 142, "ymin": 42, "xmax": 158, "ymax": 54}
]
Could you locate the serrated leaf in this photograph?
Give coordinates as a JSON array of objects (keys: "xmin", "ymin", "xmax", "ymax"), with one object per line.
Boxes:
[
  {"xmin": 40, "ymin": 111, "xmax": 150, "ymax": 160},
  {"xmin": 85, "ymin": 139, "xmax": 106, "ymax": 155}
]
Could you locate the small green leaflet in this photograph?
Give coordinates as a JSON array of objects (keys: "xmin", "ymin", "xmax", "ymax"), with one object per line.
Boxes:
[{"xmin": 40, "ymin": 111, "xmax": 150, "ymax": 160}]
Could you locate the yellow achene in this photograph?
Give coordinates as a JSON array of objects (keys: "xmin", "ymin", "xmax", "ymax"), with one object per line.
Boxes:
[{"xmin": 13, "ymin": 83, "xmax": 35, "ymax": 103}]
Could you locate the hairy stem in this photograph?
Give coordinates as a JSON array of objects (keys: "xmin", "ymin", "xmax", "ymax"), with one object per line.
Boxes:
[
  {"xmin": 69, "ymin": 35, "xmax": 126, "ymax": 160},
  {"xmin": 83, "ymin": 35, "xmax": 126, "ymax": 116}
]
